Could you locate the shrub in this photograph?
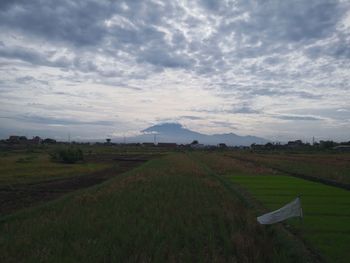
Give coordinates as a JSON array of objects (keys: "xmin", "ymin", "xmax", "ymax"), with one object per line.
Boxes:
[
  {"xmin": 50, "ymin": 147, "xmax": 84, "ymax": 164},
  {"xmin": 16, "ymin": 155, "xmax": 37, "ymax": 163}
]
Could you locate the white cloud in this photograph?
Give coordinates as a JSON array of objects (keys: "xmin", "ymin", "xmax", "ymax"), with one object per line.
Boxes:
[{"xmin": 0, "ymin": 0, "xmax": 349, "ymax": 141}]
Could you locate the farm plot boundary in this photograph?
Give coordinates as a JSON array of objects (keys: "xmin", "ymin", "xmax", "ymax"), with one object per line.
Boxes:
[
  {"xmin": 230, "ymin": 175, "xmax": 350, "ymax": 263},
  {"xmin": 226, "ymin": 154, "xmax": 350, "ymax": 190}
]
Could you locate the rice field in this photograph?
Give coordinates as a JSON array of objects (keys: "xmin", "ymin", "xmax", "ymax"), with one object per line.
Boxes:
[
  {"xmin": 0, "ymin": 153, "xmax": 311, "ymax": 263},
  {"xmin": 230, "ymin": 175, "xmax": 350, "ymax": 263},
  {"xmin": 1, "ymin": 148, "xmax": 348, "ymax": 262},
  {"xmin": 228, "ymin": 152, "xmax": 350, "ymax": 185}
]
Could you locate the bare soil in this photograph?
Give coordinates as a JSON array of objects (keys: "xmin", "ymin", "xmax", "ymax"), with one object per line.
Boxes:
[{"xmin": 0, "ymin": 154, "xmax": 151, "ymax": 216}]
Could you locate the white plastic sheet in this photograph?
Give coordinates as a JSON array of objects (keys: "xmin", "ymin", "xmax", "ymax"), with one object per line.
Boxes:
[{"xmin": 257, "ymin": 197, "xmax": 303, "ymax": 224}]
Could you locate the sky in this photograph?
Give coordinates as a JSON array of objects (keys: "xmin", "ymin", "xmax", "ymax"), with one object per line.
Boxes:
[{"xmin": 0, "ymin": 0, "xmax": 350, "ymax": 142}]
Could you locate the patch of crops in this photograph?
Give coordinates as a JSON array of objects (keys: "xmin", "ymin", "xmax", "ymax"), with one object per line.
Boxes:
[
  {"xmin": 0, "ymin": 151, "xmax": 110, "ymax": 185},
  {"xmin": 0, "ymin": 154, "xmax": 310, "ymax": 262},
  {"xmin": 229, "ymin": 152, "xmax": 350, "ymax": 185},
  {"xmin": 230, "ymin": 175, "xmax": 350, "ymax": 263}
]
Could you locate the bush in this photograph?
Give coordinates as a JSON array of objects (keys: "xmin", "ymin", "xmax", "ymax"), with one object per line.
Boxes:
[
  {"xmin": 16, "ymin": 154, "xmax": 37, "ymax": 163},
  {"xmin": 50, "ymin": 147, "xmax": 84, "ymax": 164}
]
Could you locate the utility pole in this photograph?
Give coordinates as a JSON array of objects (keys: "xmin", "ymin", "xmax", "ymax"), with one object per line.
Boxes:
[{"xmin": 154, "ymin": 134, "xmax": 157, "ymax": 145}]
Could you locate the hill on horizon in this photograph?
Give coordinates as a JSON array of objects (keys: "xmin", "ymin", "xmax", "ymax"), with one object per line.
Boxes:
[{"xmin": 118, "ymin": 123, "xmax": 268, "ymax": 146}]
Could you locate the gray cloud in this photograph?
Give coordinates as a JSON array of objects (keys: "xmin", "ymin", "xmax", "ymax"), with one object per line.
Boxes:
[
  {"xmin": 291, "ymin": 108, "xmax": 350, "ymax": 121},
  {"xmin": 0, "ymin": 45, "xmax": 71, "ymax": 68},
  {"xmin": 275, "ymin": 115, "xmax": 322, "ymax": 121},
  {"xmin": 1, "ymin": 115, "xmax": 114, "ymax": 126},
  {"xmin": 0, "ymin": 0, "xmax": 349, "ymax": 141},
  {"xmin": 0, "ymin": 0, "xmax": 113, "ymax": 47},
  {"xmin": 15, "ymin": 76, "xmax": 49, "ymax": 86},
  {"xmin": 137, "ymin": 47, "xmax": 194, "ymax": 69},
  {"xmin": 242, "ymin": 1, "xmax": 343, "ymax": 43},
  {"xmin": 0, "ymin": 0, "xmax": 347, "ymax": 73},
  {"xmin": 180, "ymin": 116, "xmax": 203, "ymax": 120},
  {"xmin": 211, "ymin": 121, "xmax": 237, "ymax": 130},
  {"xmin": 191, "ymin": 106, "xmax": 260, "ymax": 116},
  {"xmin": 305, "ymin": 35, "xmax": 350, "ymax": 59},
  {"xmin": 247, "ymin": 87, "xmax": 322, "ymax": 100},
  {"xmin": 228, "ymin": 105, "xmax": 260, "ymax": 114}
]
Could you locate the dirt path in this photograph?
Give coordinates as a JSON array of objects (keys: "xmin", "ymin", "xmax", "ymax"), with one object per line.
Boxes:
[{"xmin": 0, "ymin": 156, "xmax": 149, "ymax": 216}]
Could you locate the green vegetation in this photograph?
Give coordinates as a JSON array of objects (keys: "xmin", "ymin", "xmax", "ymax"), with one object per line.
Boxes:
[
  {"xmin": 230, "ymin": 175, "xmax": 350, "ymax": 263},
  {"xmin": 50, "ymin": 146, "xmax": 84, "ymax": 164},
  {"xmin": 228, "ymin": 152, "xmax": 350, "ymax": 184},
  {"xmin": 192, "ymin": 151, "xmax": 350, "ymax": 262},
  {"xmin": 0, "ymin": 153, "xmax": 311, "ymax": 262},
  {"xmin": 0, "ymin": 150, "xmax": 109, "ymax": 185},
  {"xmin": 191, "ymin": 152, "xmax": 276, "ymax": 176},
  {"xmin": 1, "ymin": 148, "xmax": 349, "ymax": 262},
  {"xmin": 0, "ymin": 142, "xmax": 166, "ymax": 188}
]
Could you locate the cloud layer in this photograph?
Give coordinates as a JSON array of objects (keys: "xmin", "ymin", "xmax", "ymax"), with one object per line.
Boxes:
[{"xmin": 1, "ymin": 0, "xmax": 349, "ymax": 142}]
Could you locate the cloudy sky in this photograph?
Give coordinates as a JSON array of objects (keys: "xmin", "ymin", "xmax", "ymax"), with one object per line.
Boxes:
[{"xmin": 0, "ymin": 0, "xmax": 349, "ymax": 142}]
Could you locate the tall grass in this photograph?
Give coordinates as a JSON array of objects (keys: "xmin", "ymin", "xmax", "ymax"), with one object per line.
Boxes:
[
  {"xmin": 228, "ymin": 152, "xmax": 350, "ymax": 184},
  {"xmin": 0, "ymin": 153, "xmax": 311, "ymax": 262},
  {"xmin": 0, "ymin": 151, "xmax": 109, "ymax": 185}
]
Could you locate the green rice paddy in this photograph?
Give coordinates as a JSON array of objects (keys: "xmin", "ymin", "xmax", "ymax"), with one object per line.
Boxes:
[{"xmin": 230, "ymin": 175, "xmax": 350, "ymax": 263}]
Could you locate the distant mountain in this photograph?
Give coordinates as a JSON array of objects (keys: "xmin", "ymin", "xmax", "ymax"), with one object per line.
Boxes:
[
  {"xmin": 120, "ymin": 123, "xmax": 268, "ymax": 146},
  {"xmin": 142, "ymin": 123, "xmax": 203, "ymax": 139}
]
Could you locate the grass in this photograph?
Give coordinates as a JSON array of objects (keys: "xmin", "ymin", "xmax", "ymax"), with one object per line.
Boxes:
[
  {"xmin": 191, "ymin": 152, "xmax": 276, "ymax": 176},
  {"xmin": 0, "ymin": 153, "xmax": 312, "ymax": 262},
  {"xmin": 228, "ymin": 152, "xmax": 350, "ymax": 185},
  {"xmin": 192, "ymin": 151, "xmax": 350, "ymax": 262},
  {"xmin": 229, "ymin": 175, "xmax": 350, "ymax": 263},
  {"xmin": 0, "ymin": 151, "xmax": 110, "ymax": 185}
]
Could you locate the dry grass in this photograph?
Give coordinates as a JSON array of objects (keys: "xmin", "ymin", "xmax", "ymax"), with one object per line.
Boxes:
[
  {"xmin": 192, "ymin": 152, "xmax": 275, "ymax": 176},
  {"xmin": 227, "ymin": 152, "xmax": 350, "ymax": 184},
  {"xmin": 0, "ymin": 152, "xmax": 311, "ymax": 262}
]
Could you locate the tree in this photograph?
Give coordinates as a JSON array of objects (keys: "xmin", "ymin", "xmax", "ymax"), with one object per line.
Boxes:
[
  {"xmin": 319, "ymin": 140, "xmax": 335, "ymax": 149},
  {"xmin": 43, "ymin": 138, "xmax": 56, "ymax": 144},
  {"xmin": 50, "ymin": 147, "xmax": 84, "ymax": 164}
]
